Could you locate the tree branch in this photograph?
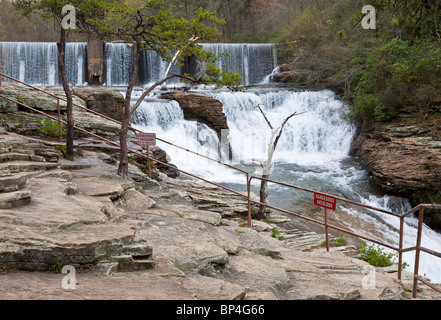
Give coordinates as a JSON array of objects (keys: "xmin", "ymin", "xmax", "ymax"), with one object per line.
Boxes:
[
  {"xmin": 129, "ymin": 73, "xmax": 203, "ymax": 117},
  {"xmin": 256, "ymin": 104, "xmax": 273, "ymax": 130}
]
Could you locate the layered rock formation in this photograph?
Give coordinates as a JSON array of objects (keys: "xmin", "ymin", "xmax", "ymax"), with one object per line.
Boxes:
[
  {"xmin": 351, "ymin": 118, "xmax": 441, "ymax": 228},
  {"xmin": 160, "ymin": 91, "xmax": 228, "ymax": 137},
  {"xmin": 72, "ymin": 88, "xmax": 124, "ymax": 121}
]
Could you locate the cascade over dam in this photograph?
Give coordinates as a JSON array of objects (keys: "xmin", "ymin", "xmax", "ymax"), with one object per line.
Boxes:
[{"xmin": 0, "ymin": 41, "xmax": 277, "ymax": 86}]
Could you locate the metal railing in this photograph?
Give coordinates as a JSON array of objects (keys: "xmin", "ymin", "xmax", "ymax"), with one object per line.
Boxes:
[
  {"xmin": 1, "ymin": 72, "xmax": 440, "ymax": 298},
  {"xmin": 246, "ymin": 176, "xmax": 441, "ymax": 299}
]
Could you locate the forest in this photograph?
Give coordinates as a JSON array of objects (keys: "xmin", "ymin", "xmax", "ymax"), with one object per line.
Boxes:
[
  {"xmin": 0, "ymin": 0, "xmax": 312, "ymax": 43},
  {"xmin": 1, "ymin": 0, "xmax": 441, "ymax": 125}
]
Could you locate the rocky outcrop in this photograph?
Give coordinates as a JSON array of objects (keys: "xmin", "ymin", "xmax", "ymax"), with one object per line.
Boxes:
[
  {"xmin": 0, "ymin": 129, "xmax": 439, "ymax": 300},
  {"xmin": 72, "ymin": 88, "xmax": 124, "ymax": 121},
  {"xmin": 0, "ymin": 130, "xmax": 155, "ymax": 272},
  {"xmin": 160, "ymin": 91, "xmax": 228, "ymax": 137},
  {"xmin": 351, "ymin": 119, "xmax": 441, "ymax": 221},
  {"xmin": 0, "ymin": 83, "xmax": 86, "ymax": 113}
]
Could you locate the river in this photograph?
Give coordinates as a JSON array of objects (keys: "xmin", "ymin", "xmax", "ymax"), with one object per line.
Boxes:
[{"xmin": 131, "ymin": 85, "xmax": 441, "ymax": 284}]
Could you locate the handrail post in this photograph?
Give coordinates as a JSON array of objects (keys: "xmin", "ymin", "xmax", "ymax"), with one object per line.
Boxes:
[
  {"xmin": 247, "ymin": 173, "xmax": 252, "ymax": 227},
  {"xmin": 146, "ymin": 144, "xmax": 151, "ymax": 179},
  {"xmin": 325, "ymin": 207, "xmax": 329, "ymax": 252},
  {"xmin": 412, "ymin": 206, "xmax": 425, "ymax": 298},
  {"xmin": 57, "ymin": 97, "xmax": 62, "ymax": 142},
  {"xmin": 398, "ymin": 215, "xmax": 404, "ymax": 280}
]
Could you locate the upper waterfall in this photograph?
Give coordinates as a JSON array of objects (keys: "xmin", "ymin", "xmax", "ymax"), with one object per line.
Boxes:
[
  {"xmin": 0, "ymin": 42, "xmax": 277, "ymax": 87},
  {"xmin": 0, "ymin": 42, "xmax": 87, "ymax": 86}
]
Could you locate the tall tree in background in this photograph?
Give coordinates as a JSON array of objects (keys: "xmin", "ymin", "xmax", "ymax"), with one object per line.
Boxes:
[
  {"xmin": 89, "ymin": 0, "xmax": 241, "ymax": 177},
  {"xmin": 15, "ymin": 0, "xmax": 107, "ymax": 160},
  {"xmin": 369, "ymin": 0, "xmax": 441, "ymax": 39}
]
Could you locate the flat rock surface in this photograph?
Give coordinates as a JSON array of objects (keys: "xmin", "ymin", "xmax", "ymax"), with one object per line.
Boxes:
[{"xmin": 0, "ymin": 130, "xmax": 440, "ymax": 301}]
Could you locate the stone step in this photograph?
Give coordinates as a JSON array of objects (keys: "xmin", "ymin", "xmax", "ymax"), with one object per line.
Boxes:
[
  {"xmin": 57, "ymin": 159, "xmax": 92, "ymax": 170},
  {"xmin": 285, "ymin": 234, "xmax": 324, "ymax": 244},
  {"xmin": 0, "ymin": 174, "xmax": 27, "ymax": 193},
  {"xmin": 7, "ymin": 149, "xmax": 59, "ymax": 163},
  {"xmin": 0, "ymin": 161, "xmax": 58, "ymax": 173},
  {"xmin": 0, "ymin": 189, "xmax": 32, "ymax": 209},
  {"xmin": 0, "ymin": 153, "xmax": 46, "ymax": 163},
  {"xmin": 112, "ymin": 255, "xmax": 155, "ymax": 271},
  {"xmin": 280, "ymin": 231, "xmax": 317, "ymax": 239}
]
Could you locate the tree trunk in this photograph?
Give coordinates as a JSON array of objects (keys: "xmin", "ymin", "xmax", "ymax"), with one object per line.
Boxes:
[
  {"xmin": 118, "ymin": 116, "xmax": 130, "ymax": 177},
  {"xmin": 117, "ymin": 41, "xmax": 141, "ymax": 177},
  {"xmin": 255, "ymin": 174, "xmax": 269, "ymax": 220},
  {"xmin": 57, "ymin": 28, "xmax": 74, "ymax": 161}
]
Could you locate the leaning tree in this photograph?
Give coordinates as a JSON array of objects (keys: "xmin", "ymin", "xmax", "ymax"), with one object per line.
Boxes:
[{"xmin": 15, "ymin": 0, "xmax": 109, "ymax": 160}]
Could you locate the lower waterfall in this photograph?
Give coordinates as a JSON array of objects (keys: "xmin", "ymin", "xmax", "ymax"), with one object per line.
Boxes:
[{"xmin": 131, "ymin": 87, "xmax": 441, "ymax": 283}]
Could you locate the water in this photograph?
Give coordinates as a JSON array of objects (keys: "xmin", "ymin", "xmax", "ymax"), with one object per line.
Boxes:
[
  {"xmin": 1, "ymin": 42, "xmax": 276, "ymax": 86},
  {"xmin": 131, "ymin": 87, "xmax": 441, "ymax": 283},
  {"xmin": 201, "ymin": 43, "xmax": 276, "ymax": 86},
  {"xmin": 0, "ymin": 42, "xmax": 87, "ymax": 86}
]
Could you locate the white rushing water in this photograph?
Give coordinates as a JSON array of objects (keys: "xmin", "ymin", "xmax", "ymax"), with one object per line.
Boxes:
[
  {"xmin": 0, "ymin": 42, "xmax": 87, "ymax": 86},
  {"xmin": 131, "ymin": 87, "xmax": 441, "ymax": 283}
]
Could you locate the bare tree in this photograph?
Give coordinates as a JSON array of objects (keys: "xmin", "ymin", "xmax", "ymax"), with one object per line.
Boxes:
[{"xmin": 254, "ymin": 104, "xmax": 303, "ymax": 220}]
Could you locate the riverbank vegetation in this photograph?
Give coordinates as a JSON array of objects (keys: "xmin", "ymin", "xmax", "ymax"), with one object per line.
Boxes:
[{"xmin": 277, "ymin": 0, "xmax": 441, "ymax": 125}]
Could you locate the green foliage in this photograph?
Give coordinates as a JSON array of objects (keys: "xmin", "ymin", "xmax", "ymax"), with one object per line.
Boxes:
[
  {"xmin": 351, "ymin": 39, "xmax": 441, "ymax": 122},
  {"xmin": 172, "ymin": 258, "xmax": 184, "ymax": 271},
  {"xmin": 279, "ymin": 0, "xmax": 441, "ymax": 124},
  {"xmin": 86, "ymin": 0, "xmax": 241, "ymax": 89},
  {"xmin": 367, "ymin": 0, "xmax": 441, "ymax": 40},
  {"xmin": 359, "ymin": 241, "xmax": 396, "ymax": 267},
  {"xmin": 36, "ymin": 117, "xmax": 66, "ymax": 138},
  {"xmin": 335, "ymin": 237, "xmax": 347, "ymax": 246},
  {"xmin": 320, "ymin": 237, "xmax": 347, "ymax": 247},
  {"xmin": 271, "ymin": 228, "xmax": 285, "ymax": 241},
  {"xmin": 49, "ymin": 258, "xmax": 63, "ymax": 273}
]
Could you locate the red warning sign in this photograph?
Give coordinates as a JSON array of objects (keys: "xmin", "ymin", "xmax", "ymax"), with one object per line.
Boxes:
[
  {"xmin": 138, "ymin": 132, "xmax": 156, "ymax": 146},
  {"xmin": 314, "ymin": 192, "xmax": 336, "ymax": 211}
]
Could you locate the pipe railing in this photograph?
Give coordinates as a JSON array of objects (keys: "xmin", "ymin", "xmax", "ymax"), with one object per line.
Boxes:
[
  {"xmin": 1, "ymin": 72, "xmax": 440, "ymax": 298},
  {"xmin": 247, "ymin": 176, "xmax": 441, "ymax": 299}
]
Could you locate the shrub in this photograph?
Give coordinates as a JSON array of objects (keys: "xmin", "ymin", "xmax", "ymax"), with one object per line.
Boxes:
[
  {"xmin": 36, "ymin": 117, "xmax": 66, "ymax": 138},
  {"xmin": 351, "ymin": 39, "xmax": 441, "ymax": 122},
  {"xmin": 359, "ymin": 241, "xmax": 396, "ymax": 267}
]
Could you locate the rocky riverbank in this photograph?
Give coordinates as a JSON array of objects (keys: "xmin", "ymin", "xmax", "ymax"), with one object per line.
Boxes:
[
  {"xmin": 0, "ymin": 112, "xmax": 440, "ymax": 300},
  {"xmin": 0, "ymin": 81, "xmax": 440, "ymax": 300},
  {"xmin": 272, "ymin": 65, "xmax": 441, "ymax": 231}
]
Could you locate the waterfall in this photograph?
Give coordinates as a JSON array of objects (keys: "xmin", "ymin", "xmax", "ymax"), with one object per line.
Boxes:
[
  {"xmin": 104, "ymin": 43, "xmax": 133, "ymax": 86},
  {"xmin": 1, "ymin": 42, "xmax": 276, "ymax": 86},
  {"xmin": 201, "ymin": 43, "xmax": 276, "ymax": 86},
  {"xmin": 103, "ymin": 42, "xmax": 276, "ymax": 86},
  {"xmin": 207, "ymin": 89, "xmax": 354, "ymax": 166},
  {"xmin": 0, "ymin": 42, "xmax": 87, "ymax": 86},
  {"xmin": 138, "ymin": 50, "xmax": 181, "ymax": 86},
  {"xmin": 130, "ymin": 92, "xmax": 221, "ymax": 168},
  {"xmin": 130, "ymin": 87, "xmax": 441, "ymax": 283}
]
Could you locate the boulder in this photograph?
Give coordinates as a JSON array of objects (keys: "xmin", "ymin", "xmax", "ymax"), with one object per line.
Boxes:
[
  {"xmin": 73, "ymin": 88, "xmax": 124, "ymax": 121},
  {"xmin": 0, "ymin": 174, "xmax": 27, "ymax": 193},
  {"xmin": 0, "ymin": 83, "xmax": 86, "ymax": 113},
  {"xmin": 160, "ymin": 91, "xmax": 228, "ymax": 137},
  {"xmin": 0, "ymin": 189, "xmax": 32, "ymax": 209}
]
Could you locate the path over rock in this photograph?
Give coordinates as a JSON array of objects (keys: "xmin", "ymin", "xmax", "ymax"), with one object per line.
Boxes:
[{"xmin": 0, "ymin": 129, "xmax": 439, "ymax": 300}]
